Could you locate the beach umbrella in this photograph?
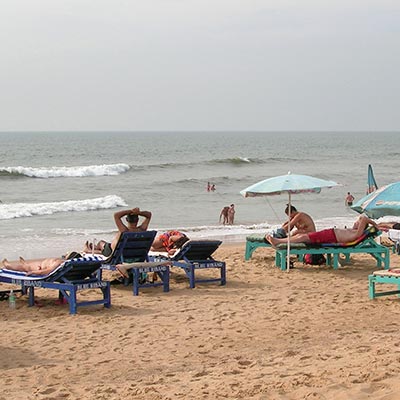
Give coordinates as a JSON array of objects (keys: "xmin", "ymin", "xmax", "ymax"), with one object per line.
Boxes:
[
  {"xmin": 367, "ymin": 164, "xmax": 378, "ymax": 194},
  {"xmin": 351, "ymin": 181, "xmax": 400, "ymax": 218},
  {"xmin": 240, "ymin": 173, "xmax": 339, "ymax": 271}
]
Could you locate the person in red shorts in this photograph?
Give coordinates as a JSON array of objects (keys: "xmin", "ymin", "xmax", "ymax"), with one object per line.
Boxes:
[{"xmin": 266, "ymin": 215, "xmax": 378, "ymax": 247}]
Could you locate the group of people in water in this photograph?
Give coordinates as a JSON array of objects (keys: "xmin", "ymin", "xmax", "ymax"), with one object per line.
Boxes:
[
  {"xmin": 219, "ymin": 204, "xmax": 235, "ymax": 225},
  {"xmin": 1, "ymin": 207, "xmax": 189, "ymax": 276}
]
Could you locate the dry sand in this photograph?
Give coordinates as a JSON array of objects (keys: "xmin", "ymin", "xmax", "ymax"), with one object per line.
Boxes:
[{"xmin": 1, "ymin": 243, "xmax": 400, "ymax": 400}]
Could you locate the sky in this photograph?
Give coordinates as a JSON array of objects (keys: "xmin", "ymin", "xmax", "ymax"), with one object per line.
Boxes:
[{"xmin": 1, "ymin": 0, "xmax": 399, "ymax": 132}]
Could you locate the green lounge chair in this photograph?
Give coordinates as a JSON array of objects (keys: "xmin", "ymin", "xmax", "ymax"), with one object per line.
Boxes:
[
  {"xmin": 273, "ymin": 227, "xmax": 389, "ymax": 271},
  {"xmin": 245, "ymin": 234, "xmax": 271, "ymax": 260},
  {"xmin": 369, "ymin": 269, "xmax": 400, "ymax": 299}
]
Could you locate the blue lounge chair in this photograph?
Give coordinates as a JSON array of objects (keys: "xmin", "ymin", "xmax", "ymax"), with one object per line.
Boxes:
[
  {"xmin": 101, "ymin": 230, "xmax": 170, "ymax": 296},
  {"xmin": 369, "ymin": 269, "xmax": 400, "ymax": 299},
  {"xmin": 273, "ymin": 227, "xmax": 389, "ymax": 271},
  {"xmin": 151, "ymin": 240, "xmax": 226, "ymax": 289},
  {"xmin": 0, "ymin": 256, "xmax": 110, "ymax": 315}
]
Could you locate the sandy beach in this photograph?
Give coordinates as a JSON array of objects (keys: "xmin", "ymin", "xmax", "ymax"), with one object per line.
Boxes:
[{"xmin": 1, "ymin": 243, "xmax": 400, "ymax": 400}]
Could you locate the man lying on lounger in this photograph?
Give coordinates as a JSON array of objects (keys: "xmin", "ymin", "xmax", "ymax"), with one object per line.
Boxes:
[{"xmin": 266, "ymin": 215, "xmax": 379, "ymax": 247}]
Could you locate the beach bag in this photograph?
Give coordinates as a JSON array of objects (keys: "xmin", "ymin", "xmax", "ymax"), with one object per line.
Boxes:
[
  {"xmin": 273, "ymin": 228, "xmax": 287, "ymax": 238},
  {"xmin": 304, "ymin": 253, "xmax": 326, "ymax": 266}
]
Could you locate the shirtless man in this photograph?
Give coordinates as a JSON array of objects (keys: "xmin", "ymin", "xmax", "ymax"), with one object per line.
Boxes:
[
  {"xmin": 83, "ymin": 207, "xmax": 152, "ymax": 256},
  {"xmin": 266, "ymin": 215, "xmax": 378, "ymax": 247},
  {"xmin": 1, "ymin": 257, "xmax": 64, "ymax": 275},
  {"xmin": 219, "ymin": 206, "xmax": 229, "ymax": 225},
  {"xmin": 345, "ymin": 192, "xmax": 355, "ymax": 206},
  {"xmin": 281, "ymin": 205, "xmax": 316, "ymax": 237}
]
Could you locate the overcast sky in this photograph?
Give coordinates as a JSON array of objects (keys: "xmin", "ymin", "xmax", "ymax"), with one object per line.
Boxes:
[{"xmin": 1, "ymin": 0, "xmax": 399, "ymax": 131}]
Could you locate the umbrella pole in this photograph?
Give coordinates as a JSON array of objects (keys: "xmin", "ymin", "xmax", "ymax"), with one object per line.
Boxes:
[{"xmin": 287, "ymin": 194, "xmax": 291, "ymax": 272}]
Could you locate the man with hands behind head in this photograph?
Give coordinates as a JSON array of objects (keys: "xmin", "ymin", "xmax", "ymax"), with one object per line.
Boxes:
[{"xmin": 83, "ymin": 207, "xmax": 152, "ymax": 257}]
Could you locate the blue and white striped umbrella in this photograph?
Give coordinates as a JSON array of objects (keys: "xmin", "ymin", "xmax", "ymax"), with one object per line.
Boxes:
[{"xmin": 351, "ymin": 181, "xmax": 400, "ymax": 218}]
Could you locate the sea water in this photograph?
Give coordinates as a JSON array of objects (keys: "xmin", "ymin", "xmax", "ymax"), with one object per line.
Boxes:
[{"xmin": 0, "ymin": 131, "xmax": 399, "ymax": 259}]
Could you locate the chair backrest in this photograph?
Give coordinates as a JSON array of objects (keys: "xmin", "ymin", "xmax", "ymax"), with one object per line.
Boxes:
[
  {"xmin": 173, "ymin": 240, "xmax": 222, "ymax": 261},
  {"xmin": 106, "ymin": 230, "xmax": 157, "ymax": 265},
  {"xmin": 57, "ymin": 259, "xmax": 103, "ymax": 282}
]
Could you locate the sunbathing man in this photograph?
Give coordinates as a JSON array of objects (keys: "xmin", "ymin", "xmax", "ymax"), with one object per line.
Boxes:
[
  {"xmin": 83, "ymin": 207, "xmax": 152, "ymax": 256},
  {"xmin": 1, "ymin": 257, "xmax": 65, "ymax": 276},
  {"xmin": 266, "ymin": 215, "xmax": 378, "ymax": 247},
  {"xmin": 281, "ymin": 205, "xmax": 316, "ymax": 237}
]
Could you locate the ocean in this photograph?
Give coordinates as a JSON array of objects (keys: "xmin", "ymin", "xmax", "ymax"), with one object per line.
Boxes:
[{"xmin": 0, "ymin": 131, "xmax": 399, "ymax": 259}]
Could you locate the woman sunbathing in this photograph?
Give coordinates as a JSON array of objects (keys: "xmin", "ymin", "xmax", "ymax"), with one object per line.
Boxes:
[
  {"xmin": 266, "ymin": 215, "xmax": 378, "ymax": 247},
  {"xmin": 151, "ymin": 231, "xmax": 189, "ymax": 255},
  {"xmin": 1, "ymin": 257, "xmax": 65, "ymax": 275},
  {"xmin": 377, "ymin": 222, "xmax": 400, "ymax": 231}
]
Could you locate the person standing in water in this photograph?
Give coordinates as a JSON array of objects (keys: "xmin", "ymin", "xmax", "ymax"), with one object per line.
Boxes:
[{"xmin": 345, "ymin": 192, "xmax": 355, "ymax": 206}]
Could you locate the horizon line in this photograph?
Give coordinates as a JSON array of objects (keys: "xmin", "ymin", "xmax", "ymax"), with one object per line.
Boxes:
[{"xmin": 0, "ymin": 130, "xmax": 399, "ymax": 134}]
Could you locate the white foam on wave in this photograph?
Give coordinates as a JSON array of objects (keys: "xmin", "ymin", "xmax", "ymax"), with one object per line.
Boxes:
[
  {"xmin": 0, "ymin": 163, "xmax": 130, "ymax": 178},
  {"xmin": 151, "ymin": 222, "xmax": 278, "ymax": 242},
  {"xmin": 0, "ymin": 195, "xmax": 127, "ymax": 220}
]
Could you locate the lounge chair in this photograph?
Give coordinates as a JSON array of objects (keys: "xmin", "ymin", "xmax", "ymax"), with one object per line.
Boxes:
[
  {"xmin": 369, "ymin": 269, "xmax": 400, "ymax": 299},
  {"xmin": 273, "ymin": 227, "xmax": 390, "ymax": 271},
  {"xmin": 150, "ymin": 240, "xmax": 226, "ymax": 288},
  {"xmin": 0, "ymin": 256, "xmax": 110, "ymax": 314},
  {"xmin": 100, "ymin": 230, "xmax": 170, "ymax": 295},
  {"xmin": 245, "ymin": 234, "xmax": 272, "ymax": 260}
]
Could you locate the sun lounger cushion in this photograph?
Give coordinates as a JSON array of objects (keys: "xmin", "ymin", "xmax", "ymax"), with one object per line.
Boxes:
[
  {"xmin": 246, "ymin": 234, "xmax": 268, "ymax": 243},
  {"xmin": 276, "ymin": 227, "xmax": 378, "ymax": 249}
]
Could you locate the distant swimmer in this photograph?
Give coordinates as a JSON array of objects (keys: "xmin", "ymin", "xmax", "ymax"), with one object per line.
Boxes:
[{"xmin": 345, "ymin": 192, "xmax": 355, "ymax": 207}]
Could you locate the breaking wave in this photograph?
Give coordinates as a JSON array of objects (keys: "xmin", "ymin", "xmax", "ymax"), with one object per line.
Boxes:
[
  {"xmin": 0, "ymin": 163, "xmax": 130, "ymax": 178},
  {"xmin": 211, "ymin": 157, "xmax": 259, "ymax": 165},
  {"xmin": 0, "ymin": 195, "xmax": 127, "ymax": 220}
]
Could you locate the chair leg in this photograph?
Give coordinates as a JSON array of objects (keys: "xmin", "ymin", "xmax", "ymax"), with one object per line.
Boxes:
[
  {"xmin": 188, "ymin": 266, "xmax": 195, "ymax": 288},
  {"xmin": 221, "ymin": 265, "xmax": 226, "ymax": 286},
  {"xmin": 245, "ymin": 242, "xmax": 251, "ymax": 260},
  {"xmin": 132, "ymin": 270, "xmax": 140, "ymax": 296},
  {"xmin": 28, "ymin": 287, "xmax": 35, "ymax": 307},
  {"xmin": 368, "ymin": 276, "xmax": 375, "ymax": 299},
  {"xmin": 103, "ymin": 283, "xmax": 111, "ymax": 308},
  {"xmin": 69, "ymin": 288, "xmax": 78, "ymax": 315},
  {"xmin": 162, "ymin": 268, "xmax": 170, "ymax": 293}
]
